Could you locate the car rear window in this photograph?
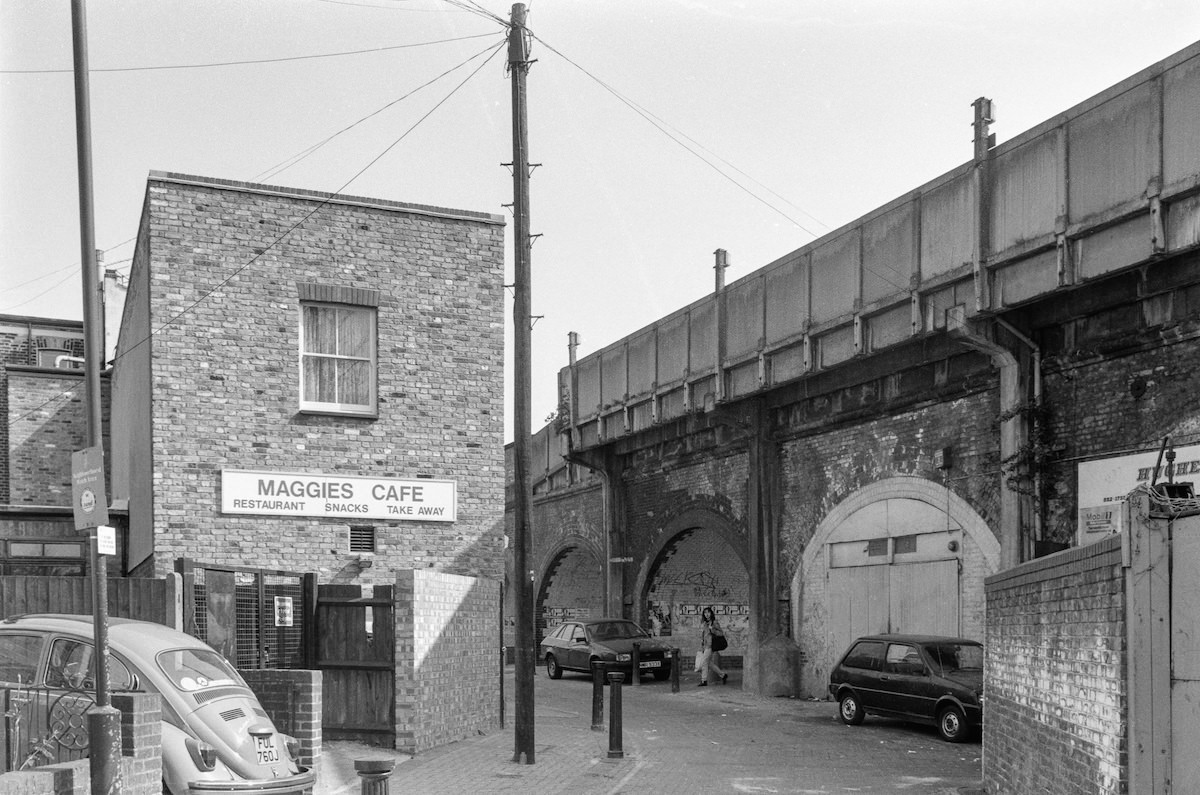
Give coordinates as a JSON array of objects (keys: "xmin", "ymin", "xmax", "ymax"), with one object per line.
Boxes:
[
  {"xmin": 924, "ymin": 642, "xmax": 984, "ymax": 672},
  {"xmin": 842, "ymin": 640, "xmax": 884, "ymax": 670},
  {"xmin": 156, "ymin": 648, "xmax": 247, "ymax": 692}
]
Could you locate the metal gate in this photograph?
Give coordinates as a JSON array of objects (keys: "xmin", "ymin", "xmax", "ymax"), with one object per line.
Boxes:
[
  {"xmin": 176, "ymin": 559, "xmax": 315, "ymax": 670},
  {"xmin": 316, "ymin": 584, "xmax": 395, "ymax": 746}
]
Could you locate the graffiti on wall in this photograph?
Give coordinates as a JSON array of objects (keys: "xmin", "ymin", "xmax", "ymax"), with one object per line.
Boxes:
[{"xmin": 655, "ymin": 570, "xmax": 732, "ymax": 599}]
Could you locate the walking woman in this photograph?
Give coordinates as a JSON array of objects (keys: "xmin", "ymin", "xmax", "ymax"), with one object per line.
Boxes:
[{"xmin": 694, "ymin": 606, "xmax": 728, "ymax": 686}]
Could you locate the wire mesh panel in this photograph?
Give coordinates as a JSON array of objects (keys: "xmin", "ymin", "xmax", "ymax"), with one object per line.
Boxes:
[{"xmin": 177, "ymin": 559, "xmax": 312, "ymax": 671}]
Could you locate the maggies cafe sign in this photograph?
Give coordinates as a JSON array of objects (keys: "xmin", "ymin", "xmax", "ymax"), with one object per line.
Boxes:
[{"xmin": 221, "ymin": 469, "xmax": 456, "ymax": 522}]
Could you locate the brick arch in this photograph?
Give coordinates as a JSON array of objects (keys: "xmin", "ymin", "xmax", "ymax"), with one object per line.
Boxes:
[
  {"xmin": 797, "ymin": 475, "xmax": 1000, "ymax": 580},
  {"xmin": 792, "ymin": 474, "xmax": 1000, "ymax": 697},
  {"xmin": 633, "ymin": 504, "xmax": 749, "ymax": 629},
  {"xmin": 533, "ymin": 537, "xmax": 604, "ymax": 641}
]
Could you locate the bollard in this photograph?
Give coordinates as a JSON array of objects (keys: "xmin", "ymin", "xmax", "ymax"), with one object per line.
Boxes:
[
  {"xmin": 631, "ymin": 642, "xmax": 641, "ymax": 687},
  {"xmin": 670, "ymin": 647, "xmax": 680, "ymax": 694},
  {"xmin": 355, "ymin": 758, "xmax": 396, "ymax": 795},
  {"xmin": 606, "ymin": 671, "xmax": 625, "ymax": 759},
  {"xmin": 591, "ymin": 659, "xmax": 607, "ymax": 730}
]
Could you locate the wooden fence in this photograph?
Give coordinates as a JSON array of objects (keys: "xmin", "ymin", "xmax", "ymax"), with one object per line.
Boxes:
[{"xmin": 0, "ymin": 575, "xmax": 181, "ymax": 628}]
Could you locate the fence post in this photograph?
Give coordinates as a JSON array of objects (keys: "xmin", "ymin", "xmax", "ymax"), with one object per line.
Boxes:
[
  {"xmin": 606, "ymin": 671, "xmax": 625, "ymax": 759},
  {"xmin": 670, "ymin": 648, "xmax": 680, "ymax": 693},
  {"xmin": 591, "ymin": 660, "xmax": 606, "ymax": 730}
]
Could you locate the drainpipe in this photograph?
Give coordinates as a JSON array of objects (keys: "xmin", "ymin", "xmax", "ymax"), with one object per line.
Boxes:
[{"xmin": 994, "ymin": 316, "xmax": 1043, "ymax": 558}]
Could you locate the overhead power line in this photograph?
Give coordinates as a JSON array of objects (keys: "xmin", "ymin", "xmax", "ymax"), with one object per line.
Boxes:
[
  {"xmin": 530, "ymin": 32, "xmax": 911, "ymax": 294},
  {"xmin": 255, "ymin": 36, "xmax": 506, "ymax": 183},
  {"xmin": 1, "ymin": 33, "xmax": 500, "ymax": 74},
  {"xmin": 107, "ymin": 40, "xmax": 509, "ymax": 370}
]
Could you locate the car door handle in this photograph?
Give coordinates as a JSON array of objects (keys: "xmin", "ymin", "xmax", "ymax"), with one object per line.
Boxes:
[{"xmin": 880, "ymin": 676, "xmax": 891, "ymax": 681}]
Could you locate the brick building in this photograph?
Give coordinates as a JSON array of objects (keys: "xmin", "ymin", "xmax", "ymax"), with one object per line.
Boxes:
[
  {"xmin": 511, "ymin": 39, "xmax": 1200, "ymax": 705},
  {"xmin": 0, "ymin": 314, "xmax": 107, "ymax": 574},
  {"xmin": 108, "ymin": 172, "xmax": 508, "ymax": 588}
]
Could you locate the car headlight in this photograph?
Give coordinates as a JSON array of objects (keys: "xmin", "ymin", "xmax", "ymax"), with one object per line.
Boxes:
[{"xmin": 616, "ymin": 653, "xmax": 631, "ymax": 662}]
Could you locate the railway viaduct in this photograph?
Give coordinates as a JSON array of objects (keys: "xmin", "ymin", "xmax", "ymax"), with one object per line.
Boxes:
[{"xmin": 507, "ymin": 40, "xmax": 1200, "ymax": 697}]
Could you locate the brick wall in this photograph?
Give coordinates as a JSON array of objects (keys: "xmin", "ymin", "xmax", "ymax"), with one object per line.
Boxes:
[
  {"xmin": 6, "ymin": 369, "xmax": 110, "ymax": 506},
  {"xmin": 983, "ymin": 535, "xmax": 1126, "ymax": 795},
  {"xmin": 117, "ymin": 174, "xmax": 506, "ymax": 586},
  {"xmin": 1, "ymin": 318, "xmax": 86, "ymax": 504},
  {"xmin": 395, "ymin": 569, "xmax": 500, "ymax": 754},
  {"xmin": 241, "ymin": 669, "xmax": 322, "ymax": 772}
]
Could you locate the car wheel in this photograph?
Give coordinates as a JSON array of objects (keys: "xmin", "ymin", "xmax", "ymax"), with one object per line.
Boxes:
[
  {"xmin": 937, "ymin": 705, "xmax": 968, "ymax": 742},
  {"xmin": 545, "ymin": 654, "xmax": 562, "ymax": 679},
  {"xmin": 838, "ymin": 692, "xmax": 865, "ymax": 725}
]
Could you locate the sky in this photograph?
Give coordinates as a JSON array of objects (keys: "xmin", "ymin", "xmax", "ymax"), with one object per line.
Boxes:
[{"xmin": 3, "ymin": 1, "xmax": 1199, "ymax": 443}]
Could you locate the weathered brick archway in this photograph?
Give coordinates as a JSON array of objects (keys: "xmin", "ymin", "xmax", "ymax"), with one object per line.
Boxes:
[
  {"xmin": 793, "ymin": 475, "xmax": 1001, "ymax": 696},
  {"xmin": 534, "ymin": 535, "xmax": 604, "ymax": 642},
  {"xmin": 634, "ymin": 504, "xmax": 751, "ymax": 665}
]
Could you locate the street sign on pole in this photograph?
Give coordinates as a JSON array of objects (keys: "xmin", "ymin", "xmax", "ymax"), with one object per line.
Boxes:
[{"xmin": 71, "ymin": 445, "xmax": 108, "ymax": 531}]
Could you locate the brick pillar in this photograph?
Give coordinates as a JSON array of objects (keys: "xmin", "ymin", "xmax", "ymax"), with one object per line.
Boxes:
[
  {"xmin": 113, "ymin": 692, "xmax": 162, "ymax": 794},
  {"xmin": 242, "ymin": 669, "xmax": 323, "ymax": 772}
]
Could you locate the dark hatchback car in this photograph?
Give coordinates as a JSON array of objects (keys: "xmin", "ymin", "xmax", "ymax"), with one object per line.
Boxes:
[
  {"xmin": 828, "ymin": 633, "xmax": 984, "ymax": 742},
  {"xmin": 540, "ymin": 618, "xmax": 673, "ymax": 681}
]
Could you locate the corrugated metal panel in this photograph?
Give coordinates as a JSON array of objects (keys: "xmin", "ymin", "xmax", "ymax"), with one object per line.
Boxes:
[
  {"xmin": 811, "ymin": 231, "xmax": 859, "ymax": 324},
  {"xmin": 1068, "ymin": 81, "xmax": 1159, "ymax": 222},
  {"xmin": 627, "ymin": 329, "xmax": 656, "ymax": 399},
  {"xmin": 862, "ymin": 204, "xmax": 915, "ymax": 305},
  {"xmin": 576, "ymin": 356, "xmax": 601, "ymax": 420},
  {"xmin": 920, "ymin": 175, "xmax": 974, "ymax": 281},
  {"xmin": 689, "ymin": 299, "xmax": 718, "ymax": 373},
  {"xmin": 725, "ymin": 275, "xmax": 764, "ymax": 359},
  {"xmin": 1164, "ymin": 55, "xmax": 1200, "ymax": 193},
  {"xmin": 600, "ymin": 345, "xmax": 627, "ymax": 408},
  {"xmin": 657, "ymin": 312, "xmax": 690, "ymax": 388},
  {"xmin": 764, "ymin": 254, "xmax": 807, "ymax": 347},
  {"xmin": 991, "ymin": 131, "xmax": 1062, "ymax": 253}
]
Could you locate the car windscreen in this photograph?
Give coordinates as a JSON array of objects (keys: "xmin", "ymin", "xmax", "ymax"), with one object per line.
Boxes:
[
  {"xmin": 588, "ymin": 622, "xmax": 648, "ymax": 641},
  {"xmin": 924, "ymin": 642, "xmax": 984, "ymax": 673},
  {"xmin": 156, "ymin": 648, "xmax": 247, "ymax": 692}
]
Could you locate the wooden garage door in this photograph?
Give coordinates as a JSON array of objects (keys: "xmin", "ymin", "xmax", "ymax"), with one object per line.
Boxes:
[{"xmin": 828, "ymin": 558, "xmax": 959, "ymax": 657}]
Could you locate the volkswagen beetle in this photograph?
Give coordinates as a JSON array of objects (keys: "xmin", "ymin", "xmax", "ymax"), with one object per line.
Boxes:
[{"xmin": 0, "ymin": 613, "xmax": 315, "ymax": 794}]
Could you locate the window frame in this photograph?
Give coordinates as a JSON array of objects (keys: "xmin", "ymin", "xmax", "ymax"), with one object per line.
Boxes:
[{"xmin": 298, "ymin": 299, "xmax": 378, "ymax": 417}]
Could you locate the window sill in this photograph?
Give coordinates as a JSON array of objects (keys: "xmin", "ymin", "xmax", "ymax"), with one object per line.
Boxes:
[{"xmin": 297, "ymin": 408, "xmax": 379, "ymax": 421}]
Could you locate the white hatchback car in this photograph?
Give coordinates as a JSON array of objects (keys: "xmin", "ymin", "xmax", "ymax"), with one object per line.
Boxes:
[{"xmin": 0, "ymin": 613, "xmax": 315, "ymax": 794}]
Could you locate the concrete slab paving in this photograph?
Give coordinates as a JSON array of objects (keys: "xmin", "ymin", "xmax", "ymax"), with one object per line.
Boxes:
[{"xmin": 315, "ymin": 667, "xmax": 984, "ymax": 794}]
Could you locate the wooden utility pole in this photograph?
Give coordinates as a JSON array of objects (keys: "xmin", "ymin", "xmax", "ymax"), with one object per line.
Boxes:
[
  {"xmin": 70, "ymin": 1, "xmax": 121, "ymax": 792},
  {"xmin": 508, "ymin": 2, "xmax": 536, "ymax": 765}
]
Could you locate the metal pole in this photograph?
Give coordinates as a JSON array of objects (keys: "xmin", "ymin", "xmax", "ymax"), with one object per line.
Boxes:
[
  {"xmin": 70, "ymin": 2, "xmax": 120, "ymax": 793},
  {"xmin": 508, "ymin": 1, "xmax": 536, "ymax": 765},
  {"xmin": 606, "ymin": 672, "xmax": 625, "ymax": 758},
  {"xmin": 591, "ymin": 661, "xmax": 606, "ymax": 730}
]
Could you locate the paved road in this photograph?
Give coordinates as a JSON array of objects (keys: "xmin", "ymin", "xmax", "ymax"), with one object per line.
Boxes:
[{"xmin": 318, "ymin": 666, "xmax": 983, "ymax": 794}]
